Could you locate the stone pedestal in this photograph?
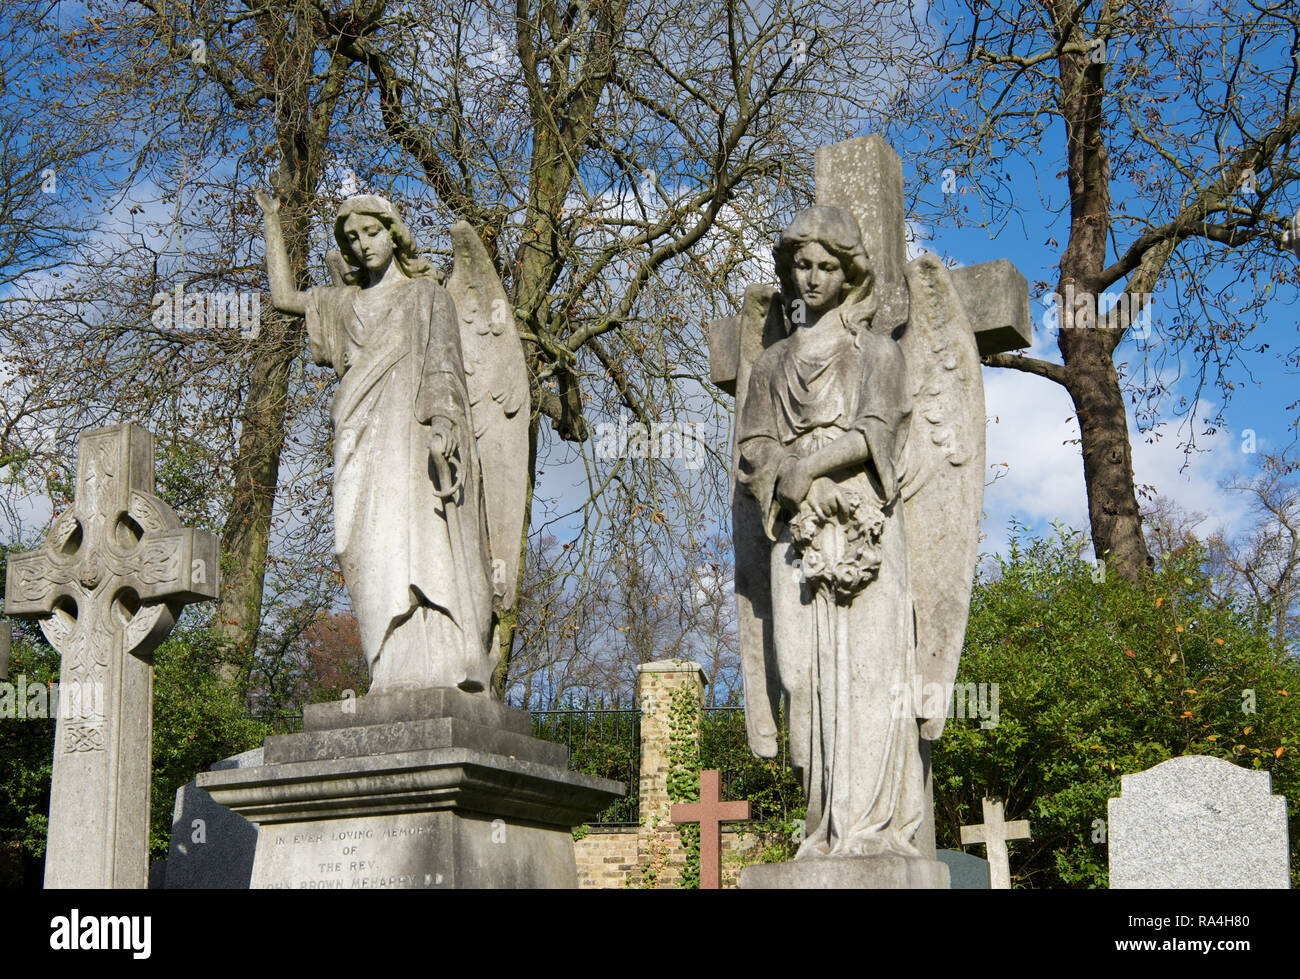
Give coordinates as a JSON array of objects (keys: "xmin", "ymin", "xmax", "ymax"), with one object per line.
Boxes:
[
  {"xmin": 198, "ymin": 688, "xmax": 623, "ymax": 889},
  {"xmin": 740, "ymin": 855, "xmax": 950, "ymax": 889}
]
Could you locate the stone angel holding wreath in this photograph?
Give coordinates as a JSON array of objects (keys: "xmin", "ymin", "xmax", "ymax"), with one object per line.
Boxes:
[
  {"xmin": 256, "ymin": 189, "xmax": 528, "ymax": 696},
  {"xmin": 731, "ymin": 205, "xmax": 985, "ymax": 873}
]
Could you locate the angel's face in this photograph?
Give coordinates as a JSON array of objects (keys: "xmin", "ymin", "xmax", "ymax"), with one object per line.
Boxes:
[
  {"xmin": 343, "ymin": 214, "xmax": 395, "ymax": 279},
  {"xmin": 791, "ymin": 242, "xmax": 845, "ymax": 316}
]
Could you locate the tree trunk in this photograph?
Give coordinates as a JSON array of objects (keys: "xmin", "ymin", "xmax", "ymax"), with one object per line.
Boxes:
[
  {"xmin": 1053, "ymin": 16, "xmax": 1151, "ymax": 581},
  {"xmin": 208, "ymin": 2, "xmax": 346, "ymax": 689},
  {"xmin": 214, "ymin": 161, "xmax": 317, "ymax": 688},
  {"xmin": 214, "ymin": 314, "xmax": 302, "ymax": 686},
  {"xmin": 1061, "ymin": 328, "xmax": 1150, "ymax": 579}
]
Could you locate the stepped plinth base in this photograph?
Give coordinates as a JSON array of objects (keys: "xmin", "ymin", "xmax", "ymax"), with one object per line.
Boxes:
[{"xmin": 198, "ymin": 688, "xmax": 623, "ymax": 889}]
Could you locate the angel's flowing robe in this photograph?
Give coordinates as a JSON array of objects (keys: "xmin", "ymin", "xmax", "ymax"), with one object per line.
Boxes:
[
  {"xmin": 738, "ymin": 310, "xmax": 925, "ymax": 857},
  {"xmin": 306, "ymin": 275, "xmax": 495, "ymax": 693}
]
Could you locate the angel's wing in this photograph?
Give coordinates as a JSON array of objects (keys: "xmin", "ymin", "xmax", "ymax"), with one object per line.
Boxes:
[
  {"xmin": 716, "ymin": 284, "xmax": 787, "ymax": 758},
  {"xmin": 325, "ymin": 250, "xmax": 349, "ymax": 286},
  {"xmin": 899, "ymin": 252, "xmax": 986, "ymax": 741},
  {"xmin": 445, "ymin": 221, "xmax": 529, "ymax": 611}
]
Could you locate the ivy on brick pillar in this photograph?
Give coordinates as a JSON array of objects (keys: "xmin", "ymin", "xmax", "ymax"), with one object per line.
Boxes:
[{"xmin": 633, "ymin": 659, "xmax": 706, "ymax": 888}]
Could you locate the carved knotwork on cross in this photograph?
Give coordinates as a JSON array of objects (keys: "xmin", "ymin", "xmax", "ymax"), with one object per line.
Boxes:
[{"xmin": 6, "ymin": 424, "xmax": 218, "ymax": 751}]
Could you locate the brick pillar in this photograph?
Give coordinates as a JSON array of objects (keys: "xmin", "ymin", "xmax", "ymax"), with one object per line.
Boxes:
[{"xmin": 634, "ymin": 660, "xmax": 706, "ymax": 888}]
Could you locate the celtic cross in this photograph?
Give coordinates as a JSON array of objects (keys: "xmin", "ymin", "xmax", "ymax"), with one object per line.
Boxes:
[{"xmin": 5, "ymin": 423, "xmax": 218, "ymax": 888}]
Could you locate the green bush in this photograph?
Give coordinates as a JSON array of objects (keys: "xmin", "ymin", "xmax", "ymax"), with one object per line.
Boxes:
[
  {"xmin": 934, "ymin": 528, "xmax": 1300, "ymax": 888},
  {"xmin": 0, "ymin": 621, "xmax": 58, "ymax": 887},
  {"xmin": 533, "ymin": 707, "xmax": 641, "ymax": 824},
  {"xmin": 149, "ymin": 627, "xmax": 270, "ymax": 861},
  {"xmin": 700, "ymin": 708, "xmax": 804, "ymax": 828}
]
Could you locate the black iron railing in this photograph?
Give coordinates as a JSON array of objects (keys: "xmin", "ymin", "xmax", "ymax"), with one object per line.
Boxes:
[{"xmin": 530, "ymin": 704, "xmax": 641, "ymax": 825}]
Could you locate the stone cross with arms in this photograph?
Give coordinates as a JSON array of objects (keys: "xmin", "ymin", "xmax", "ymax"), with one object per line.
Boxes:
[
  {"xmin": 5, "ymin": 423, "xmax": 218, "ymax": 888},
  {"xmin": 960, "ymin": 797, "xmax": 1032, "ymax": 889},
  {"xmin": 709, "ymin": 134, "xmax": 1032, "ymax": 394}
]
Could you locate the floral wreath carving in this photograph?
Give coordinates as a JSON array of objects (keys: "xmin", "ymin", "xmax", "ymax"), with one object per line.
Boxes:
[{"xmin": 788, "ymin": 478, "xmax": 887, "ymax": 603}]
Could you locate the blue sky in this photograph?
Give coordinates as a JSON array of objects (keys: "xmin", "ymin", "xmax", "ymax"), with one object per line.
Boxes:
[
  {"xmin": 6, "ymin": 0, "xmax": 1297, "ymax": 577},
  {"xmin": 530, "ymin": 117, "xmax": 1300, "ymax": 569},
  {"xmin": 913, "ymin": 7, "xmax": 1300, "ymax": 560},
  {"xmin": 526, "ymin": 5, "xmax": 1300, "ymax": 571},
  {"xmin": 927, "ymin": 185, "xmax": 1295, "ymax": 559}
]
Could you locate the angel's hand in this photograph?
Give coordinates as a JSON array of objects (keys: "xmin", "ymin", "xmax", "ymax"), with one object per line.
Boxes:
[
  {"xmin": 254, "ymin": 188, "xmax": 281, "ymax": 216},
  {"xmin": 429, "ymin": 417, "xmax": 458, "ymax": 464},
  {"xmin": 806, "ymin": 477, "xmax": 838, "ymax": 520},
  {"xmin": 775, "ymin": 456, "xmax": 812, "ymax": 512}
]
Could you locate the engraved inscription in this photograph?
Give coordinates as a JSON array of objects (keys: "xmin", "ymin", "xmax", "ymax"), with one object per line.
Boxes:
[{"xmin": 254, "ymin": 815, "xmax": 448, "ymax": 889}]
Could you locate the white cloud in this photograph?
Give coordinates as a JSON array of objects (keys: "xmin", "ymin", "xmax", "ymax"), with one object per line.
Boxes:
[{"xmin": 981, "ymin": 365, "xmax": 1254, "ymax": 557}]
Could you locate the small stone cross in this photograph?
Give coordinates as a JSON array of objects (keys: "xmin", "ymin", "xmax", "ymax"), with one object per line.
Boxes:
[
  {"xmin": 670, "ymin": 769, "xmax": 751, "ymax": 889},
  {"xmin": 4, "ymin": 423, "xmax": 218, "ymax": 887},
  {"xmin": 960, "ymin": 797, "xmax": 1031, "ymax": 890}
]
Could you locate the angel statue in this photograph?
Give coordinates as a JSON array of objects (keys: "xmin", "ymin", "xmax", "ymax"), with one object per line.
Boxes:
[
  {"xmin": 731, "ymin": 205, "xmax": 984, "ymax": 876},
  {"xmin": 256, "ymin": 190, "xmax": 528, "ymax": 695}
]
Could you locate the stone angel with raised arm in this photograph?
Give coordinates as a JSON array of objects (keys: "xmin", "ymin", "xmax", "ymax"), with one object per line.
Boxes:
[{"xmin": 256, "ymin": 190, "xmax": 528, "ymax": 695}]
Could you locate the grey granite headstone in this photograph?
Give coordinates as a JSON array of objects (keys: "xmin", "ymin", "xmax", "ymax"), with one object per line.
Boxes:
[
  {"xmin": 937, "ymin": 848, "xmax": 991, "ymax": 889},
  {"xmin": 1108, "ymin": 755, "xmax": 1291, "ymax": 889},
  {"xmin": 156, "ymin": 748, "xmax": 263, "ymax": 889}
]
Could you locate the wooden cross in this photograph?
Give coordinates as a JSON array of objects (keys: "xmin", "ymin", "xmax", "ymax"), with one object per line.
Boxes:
[
  {"xmin": 708, "ymin": 134, "xmax": 1032, "ymax": 397},
  {"xmin": 670, "ymin": 769, "xmax": 751, "ymax": 889},
  {"xmin": 960, "ymin": 797, "xmax": 1031, "ymax": 890},
  {"xmin": 4, "ymin": 423, "xmax": 218, "ymax": 888}
]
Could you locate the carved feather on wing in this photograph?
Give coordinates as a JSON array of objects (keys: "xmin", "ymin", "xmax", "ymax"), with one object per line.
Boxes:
[
  {"xmin": 445, "ymin": 221, "xmax": 530, "ymax": 612},
  {"xmin": 899, "ymin": 252, "xmax": 985, "ymax": 741}
]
